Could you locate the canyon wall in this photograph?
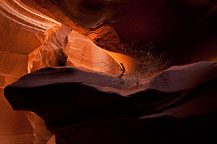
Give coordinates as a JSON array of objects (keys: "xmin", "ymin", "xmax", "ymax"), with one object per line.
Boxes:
[
  {"xmin": 0, "ymin": 1, "xmax": 133, "ymax": 143},
  {"xmin": 0, "ymin": 0, "xmax": 67, "ymax": 143}
]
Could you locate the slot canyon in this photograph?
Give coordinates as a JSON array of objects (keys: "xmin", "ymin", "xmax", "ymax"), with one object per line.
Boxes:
[{"xmin": 1, "ymin": 0, "xmax": 217, "ymax": 144}]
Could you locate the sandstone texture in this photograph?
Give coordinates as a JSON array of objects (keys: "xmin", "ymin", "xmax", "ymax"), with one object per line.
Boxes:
[
  {"xmin": 1, "ymin": 0, "xmax": 217, "ymax": 144},
  {"xmin": 4, "ymin": 61, "xmax": 217, "ymax": 144},
  {"xmin": 0, "ymin": 0, "xmax": 69, "ymax": 143}
]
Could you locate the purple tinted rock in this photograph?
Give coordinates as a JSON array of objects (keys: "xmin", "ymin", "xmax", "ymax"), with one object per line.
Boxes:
[{"xmin": 4, "ymin": 61, "xmax": 217, "ymax": 144}]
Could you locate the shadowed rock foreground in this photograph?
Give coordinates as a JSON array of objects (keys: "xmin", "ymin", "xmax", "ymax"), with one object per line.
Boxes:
[{"xmin": 5, "ymin": 61, "xmax": 217, "ymax": 144}]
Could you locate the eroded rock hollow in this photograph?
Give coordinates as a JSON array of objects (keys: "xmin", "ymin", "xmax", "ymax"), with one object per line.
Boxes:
[{"xmin": 1, "ymin": 0, "xmax": 217, "ymax": 144}]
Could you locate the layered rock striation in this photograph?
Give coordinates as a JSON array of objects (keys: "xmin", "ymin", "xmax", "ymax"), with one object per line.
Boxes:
[
  {"xmin": 0, "ymin": 0, "xmax": 69, "ymax": 143},
  {"xmin": 1, "ymin": 0, "xmax": 217, "ymax": 144}
]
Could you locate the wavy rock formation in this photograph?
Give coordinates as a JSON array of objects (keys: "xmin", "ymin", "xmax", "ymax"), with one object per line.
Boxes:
[
  {"xmin": 4, "ymin": 61, "xmax": 217, "ymax": 144},
  {"xmin": 64, "ymin": 30, "xmax": 134, "ymax": 75},
  {"xmin": 0, "ymin": 0, "xmax": 133, "ymax": 143},
  {"xmin": 1, "ymin": 0, "xmax": 217, "ymax": 144},
  {"xmin": 0, "ymin": 0, "xmax": 68, "ymax": 143},
  {"xmin": 43, "ymin": 0, "xmax": 217, "ymax": 64},
  {"xmin": 21, "ymin": 0, "xmax": 124, "ymax": 54}
]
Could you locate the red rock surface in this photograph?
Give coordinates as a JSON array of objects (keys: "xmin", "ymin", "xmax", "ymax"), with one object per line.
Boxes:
[
  {"xmin": 63, "ymin": 30, "xmax": 134, "ymax": 75},
  {"xmin": 0, "ymin": 1, "xmax": 133, "ymax": 143},
  {"xmin": 1, "ymin": 0, "xmax": 217, "ymax": 144},
  {"xmin": 46, "ymin": 0, "xmax": 217, "ymax": 64},
  {"xmin": 17, "ymin": 0, "xmax": 217, "ymax": 63},
  {"xmin": 21, "ymin": 0, "xmax": 124, "ymax": 54},
  {"xmin": 4, "ymin": 61, "xmax": 217, "ymax": 144},
  {"xmin": 0, "ymin": 0, "xmax": 68, "ymax": 143}
]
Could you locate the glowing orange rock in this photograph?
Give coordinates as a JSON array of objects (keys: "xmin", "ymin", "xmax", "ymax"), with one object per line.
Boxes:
[
  {"xmin": 64, "ymin": 30, "xmax": 134, "ymax": 76},
  {"xmin": 0, "ymin": 0, "xmax": 68, "ymax": 143},
  {"xmin": 0, "ymin": 1, "xmax": 133, "ymax": 143}
]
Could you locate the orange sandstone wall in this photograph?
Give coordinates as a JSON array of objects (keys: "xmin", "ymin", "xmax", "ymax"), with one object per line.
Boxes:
[
  {"xmin": 0, "ymin": 0, "xmax": 70, "ymax": 143},
  {"xmin": 0, "ymin": 0, "xmax": 136, "ymax": 143}
]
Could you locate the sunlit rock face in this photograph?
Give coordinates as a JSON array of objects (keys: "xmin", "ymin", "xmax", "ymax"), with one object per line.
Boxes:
[
  {"xmin": 64, "ymin": 30, "xmax": 120, "ymax": 74},
  {"xmin": 0, "ymin": 0, "xmax": 70, "ymax": 143},
  {"xmin": 21, "ymin": 0, "xmax": 124, "ymax": 54},
  {"xmin": 0, "ymin": 0, "xmax": 63, "ymax": 81},
  {"xmin": 0, "ymin": 0, "xmax": 134, "ymax": 143},
  {"xmin": 28, "ymin": 25, "xmax": 70, "ymax": 73},
  {"xmin": 17, "ymin": 0, "xmax": 217, "ymax": 74},
  {"xmin": 64, "ymin": 30, "xmax": 134, "ymax": 75}
]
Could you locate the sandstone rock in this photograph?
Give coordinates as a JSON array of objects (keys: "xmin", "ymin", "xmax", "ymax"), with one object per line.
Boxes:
[
  {"xmin": 0, "ymin": 88, "xmax": 34, "ymax": 144},
  {"xmin": 47, "ymin": 0, "xmax": 135, "ymax": 28},
  {"xmin": 20, "ymin": 0, "xmax": 124, "ymax": 55},
  {"xmin": 21, "ymin": 0, "xmax": 87, "ymax": 33},
  {"xmin": 4, "ymin": 61, "xmax": 217, "ymax": 144},
  {"xmin": 109, "ymin": 0, "xmax": 217, "ymax": 64},
  {"xmin": 87, "ymin": 25, "xmax": 123, "ymax": 53},
  {"xmin": 63, "ymin": 30, "xmax": 134, "ymax": 75},
  {"xmin": 1, "ymin": 0, "xmax": 217, "ymax": 144},
  {"xmin": 28, "ymin": 25, "xmax": 71, "ymax": 73},
  {"xmin": 40, "ymin": 0, "xmax": 217, "ymax": 65},
  {"xmin": 0, "ymin": 0, "xmax": 71, "ymax": 143}
]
